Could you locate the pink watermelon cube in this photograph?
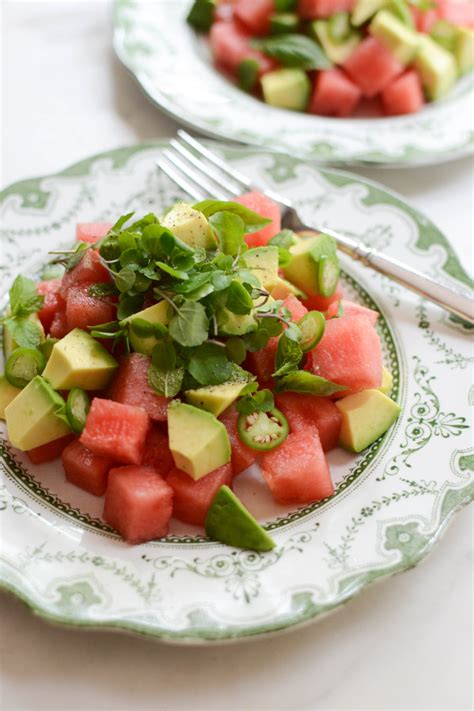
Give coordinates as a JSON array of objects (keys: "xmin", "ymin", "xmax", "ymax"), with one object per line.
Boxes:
[
  {"xmin": 299, "ymin": 0, "xmax": 354, "ymax": 19},
  {"xmin": 80, "ymin": 398, "xmax": 150, "ymax": 465},
  {"xmin": 245, "ymin": 336, "xmax": 279, "ymax": 386},
  {"xmin": 104, "ymin": 466, "xmax": 173, "ymax": 544},
  {"xmin": 76, "ymin": 222, "xmax": 113, "ymax": 244},
  {"xmin": 439, "ymin": 0, "xmax": 474, "ymax": 27},
  {"xmin": 27, "ymin": 434, "xmax": 75, "ymax": 465},
  {"xmin": 167, "ymin": 464, "xmax": 233, "ymax": 526},
  {"xmin": 37, "ymin": 279, "xmax": 66, "ymax": 332},
  {"xmin": 234, "ymin": 0, "xmax": 273, "ymax": 35},
  {"xmin": 142, "ymin": 425, "xmax": 175, "ymax": 478},
  {"xmin": 310, "ymin": 69, "xmax": 362, "ymax": 118},
  {"xmin": 325, "ymin": 299, "xmax": 379, "ymax": 325},
  {"xmin": 303, "ymin": 281, "xmax": 343, "ymax": 313},
  {"xmin": 62, "ymin": 439, "xmax": 114, "ymax": 496},
  {"xmin": 261, "ymin": 426, "xmax": 334, "ymax": 504},
  {"xmin": 411, "ymin": 6, "xmax": 440, "ymax": 33},
  {"xmin": 344, "ymin": 37, "xmax": 403, "ymax": 97},
  {"xmin": 275, "ymin": 392, "xmax": 342, "ymax": 451},
  {"xmin": 65, "ymin": 284, "xmax": 116, "ymax": 331},
  {"xmin": 60, "ymin": 249, "xmax": 111, "ymax": 298},
  {"xmin": 107, "ymin": 354, "xmax": 170, "ymax": 422},
  {"xmin": 283, "ymin": 294, "xmax": 308, "ymax": 322},
  {"xmin": 236, "ymin": 192, "xmax": 281, "ymax": 248},
  {"xmin": 49, "ymin": 306, "xmax": 69, "ymax": 339},
  {"xmin": 210, "ymin": 21, "xmax": 275, "ymax": 75},
  {"xmin": 220, "ymin": 405, "xmax": 257, "ymax": 475},
  {"xmin": 305, "ymin": 314, "xmax": 383, "ymax": 396},
  {"xmin": 382, "ymin": 71, "xmax": 424, "ymax": 116}
]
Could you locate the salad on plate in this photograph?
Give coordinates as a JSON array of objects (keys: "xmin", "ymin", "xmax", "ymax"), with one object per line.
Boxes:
[
  {"xmin": 0, "ymin": 191, "xmax": 400, "ymax": 550},
  {"xmin": 187, "ymin": 0, "xmax": 474, "ymax": 117}
]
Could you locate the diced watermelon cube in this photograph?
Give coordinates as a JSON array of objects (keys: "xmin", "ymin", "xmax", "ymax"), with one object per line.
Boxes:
[
  {"xmin": 234, "ymin": 0, "xmax": 273, "ymax": 35},
  {"xmin": 245, "ymin": 336, "xmax": 279, "ymax": 386},
  {"xmin": 305, "ymin": 314, "xmax": 383, "ymax": 396},
  {"xmin": 439, "ymin": 0, "xmax": 474, "ymax": 27},
  {"xmin": 65, "ymin": 284, "xmax": 116, "ymax": 331},
  {"xmin": 76, "ymin": 222, "xmax": 113, "ymax": 244},
  {"xmin": 298, "ymin": 0, "xmax": 355, "ymax": 20},
  {"xmin": 261, "ymin": 426, "xmax": 334, "ymax": 504},
  {"xmin": 236, "ymin": 192, "xmax": 281, "ymax": 248},
  {"xmin": 142, "ymin": 425, "xmax": 175, "ymax": 478},
  {"xmin": 62, "ymin": 439, "xmax": 114, "ymax": 496},
  {"xmin": 37, "ymin": 279, "xmax": 66, "ymax": 333},
  {"xmin": 344, "ymin": 37, "xmax": 403, "ymax": 97},
  {"xmin": 275, "ymin": 392, "xmax": 342, "ymax": 451},
  {"xmin": 382, "ymin": 70, "xmax": 424, "ymax": 116},
  {"xmin": 104, "ymin": 466, "xmax": 173, "ymax": 544},
  {"xmin": 49, "ymin": 306, "xmax": 69, "ymax": 339},
  {"xmin": 210, "ymin": 21, "xmax": 276, "ymax": 75},
  {"xmin": 107, "ymin": 354, "xmax": 170, "ymax": 422},
  {"xmin": 283, "ymin": 294, "xmax": 308, "ymax": 322},
  {"xmin": 26, "ymin": 434, "xmax": 75, "ymax": 465},
  {"xmin": 303, "ymin": 281, "xmax": 343, "ymax": 312},
  {"xmin": 220, "ymin": 405, "xmax": 257, "ymax": 475},
  {"xmin": 310, "ymin": 69, "xmax": 362, "ymax": 118},
  {"xmin": 80, "ymin": 398, "xmax": 150, "ymax": 465},
  {"xmin": 167, "ymin": 463, "xmax": 233, "ymax": 526},
  {"xmin": 60, "ymin": 249, "xmax": 111, "ymax": 298},
  {"xmin": 325, "ymin": 299, "xmax": 379, "ymax": 325},
  {"xmin": 411, "ymin": 6, "xmax": 440, "ymax": 33}
]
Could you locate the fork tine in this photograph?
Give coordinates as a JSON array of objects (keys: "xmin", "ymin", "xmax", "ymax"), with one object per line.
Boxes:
[
  {"xmin": 156, "ymin": 155, "xmax": 207, "ymax": 202},
  {"xmin": 177, "ymin": 130, "xmax": 252, "ymax": 190},
  {"xmin": 170, "ymin": 138, "xmax": 243, "ymax": 197},
  {"xmin": 162, "ymin": 148, "xmax": 232, "ymax": 201}
]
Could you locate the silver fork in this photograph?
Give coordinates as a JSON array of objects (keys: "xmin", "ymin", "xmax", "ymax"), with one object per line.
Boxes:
[{"xmin": 157, "ymin": 130, "xmax": 474, "ymax": 325}]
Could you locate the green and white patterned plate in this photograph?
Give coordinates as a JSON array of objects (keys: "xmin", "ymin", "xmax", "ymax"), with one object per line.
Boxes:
[
  {"xmin": 113, "ymin": 0, "xmax": 474, "ymax": 167},
  {"xmin": 0, "ymin": 141, "xmax": 473, "ymax": 643}
]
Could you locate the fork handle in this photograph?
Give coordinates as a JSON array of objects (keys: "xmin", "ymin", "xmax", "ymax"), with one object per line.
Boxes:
[{"xmin": 296, "ymin": 228, "xmax": 474, "ymax": 325}]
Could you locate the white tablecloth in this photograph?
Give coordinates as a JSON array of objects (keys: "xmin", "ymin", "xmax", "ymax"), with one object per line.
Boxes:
[{"xmin": 1, "ymin": 3, "xmax": 473, "ymax": 710}]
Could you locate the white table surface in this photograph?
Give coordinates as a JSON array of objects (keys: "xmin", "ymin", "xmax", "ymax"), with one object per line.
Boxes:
[{"xmin": 1, "ymin": 3, "xmax": 473, "ymax": 710}]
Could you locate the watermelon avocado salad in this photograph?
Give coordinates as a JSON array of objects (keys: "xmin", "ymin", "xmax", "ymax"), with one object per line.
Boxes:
[
  {"xmin": 187, "ymin": 0, "xmax": 474, "ymax": 117},
  {"xmin": 0, "ymin": 192, "xmax": 401, "ymax": 550}
]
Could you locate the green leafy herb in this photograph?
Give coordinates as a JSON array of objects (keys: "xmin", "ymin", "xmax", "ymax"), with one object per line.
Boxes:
[
  {"xmin": 148, "ymin": 364, "xmax": 184, "ymax": 398},
  {"xmin": 115, "ymin": 267, "xmax": 136, "ymax": 293},
  {"xmin": 117, "ymin": 294, "xmax": 144, "ymax": 320},
  {"xmin": 237, "ymin": 58, "xmax": 260, "ymax": 93},
  {"xmin": 273, "ymin": 334, "xmax": 303, "ymax": 377},
  {"xmin": 251, "ymin": 34, "xmax": 332, "ymax": 70},
  {"xmin": 209, "ymin": 211, "xmax": 245, "ymax": 256},
  {"xmin": 65, "ymin": 242, "xmax": 89, "ymax": 271},
  {"xmin": 151, "ymin": 341, "xmax": 176, "ymax": 370},
  {"xmin": 225, "ymin": 337, "xmax": 247, "ymax": 365},
  {"xmin": 88, "ymin": 282, "xmax": 118, "ymax": 298},
  {"xmin": 193, "ymin": 200, "xmax": 272, "ymax": 233},
  {"xmin": 168, "ymin": 300, "xmax": 209, "ymax": 347},
  {"xmin": 40, "ymin": 263, "xmax": 65, "ymax": 281},
  {"xmin": 186, "ymin": 0, "xmax": 216, "ymax": 32},
  {"xmin": 8, "ymin": 276, "xmax": 44, "ymax": 317},
  {"xmin": 226, "ymin": 280, "xmax": 254, "ymax": 315},
  {"xmin": 236, "ymin": 389, "xmax": 275, "ymax": 415},
  {"xmin": 3, "ymin": 317, "xmax": 43, "ymax": 349},
  {"xmin": 277, "ymin": 371, "xmax": 346, "ymax": 396},
  {"xmin": 156, "ymin": 261, "xmax": 189, "ymax": 280},
  {"xmin": 188, "ymin": 343, "xmax": 233, "ymax": 386}
]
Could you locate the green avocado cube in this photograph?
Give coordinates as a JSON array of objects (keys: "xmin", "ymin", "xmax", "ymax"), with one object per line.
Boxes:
[
  {"xmin": 261, "ymin": 69, "xmax": 311, "ymax": 111},
  {"xmin": 336, "ymin": 389, "xmax": 401, "ymax": 453},
  {"xmin": 378, "ymin": 367, "xmax": 393, "ymax": 395},
  {"xmin": 370, "ymin": 10, "xmax": 420, "ymax": 64},
  {"xmin": 283, "ymin": 233, "xmax": 336, "ymax": 296},
  {"xmin": 184, "ymin": 380, "xmax": 247, "ymax": 417},
  {"xmin": 5, "ymin": 376, "xmax": 71, "ymax": 451},
  {"xmin": 42, "ymin": 329, "xmax": 118, "ymax": 391},
  {"xmin": 122, "ymin": 300, "xmax": 171, "ymax": 356},
  {"xmin": 217, "ymin": 308, "xmax": 258, "ymax": 337},
  {"xmin": 167, "ymin": 402, "xmax": 231, "ymax": 480},
  {"xmin": 352, "ymin": 0, "xmax": 387, "ymax": 26},
  {"xmin": 455, "ymin": 27, "xmax": 474, "ymax": 75},
  {"xmin": 414, "ymin": 36, "xmax": 457, "ymax": 100},
  {"xmin": 205, "ymin": 486, "xmax": 276, "ymax": 552},
  {"xmin": 0, "ymin": 375, "xmax": 21, "ymax": 420},
  {"xmin": 162, "ymin": 202, "xmax": 217, "ymax": 249},
  {"xmin": 244, "ymin": 246, "xmax": 279, "ymax": 290},
  {"xmin": 313, "ymin": 21, "xmax": 362, "ymax": 65}
]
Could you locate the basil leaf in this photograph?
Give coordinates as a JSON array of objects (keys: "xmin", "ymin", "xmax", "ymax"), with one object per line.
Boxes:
[
  {"xmin": 169, "ymin": 300, "xmax": 209, "ymax": 347},
  {"xmin": 236, "ymin": 389, "xmax": 274, "ymax": 415},
  {"xmin": 226, "ymin": 281, "xmax": 254, "ymax": 315},
  {"xmin": 9, "ymin": 276, "xmax": 44, "ymax": 317},
  {"xmin": 4, "ymin": 316, "xmax": 43, "ymax": 349},
  {"xmin": 148, "ymin": 364, "xmax": 184, "ymax": 398},
  {"xmin": 115, "ymin": 267, "xmax": 136, "ymax": 293},
  {"xmin": 152, "ymin": 341, "xmax": 176, "ymax": 370},
  {"xmin": 273, "ymin": 333, "xmax": 303, "ymax": 376},
  {"xmin": 285, "ymin": 321, "xmax": 302, "ymax": 342},
  {"xmin": 251, "ymin": 34, "xmax": 332, "ymax": 70},
  {"xmin": 209, "ymin": 211, "xmax": 245, "ymax": 256},
  {"xmin": 188, "ymin": 343, "xmax": 233, "ymax": 386},
  {"xmin": 193, "ymin": 200, "xmax": 272, "ymax": 233},
  {"xmin": 110, "ymin": 211, "xmax": 135, "ymax": 234},
  {"xmin": 277, "ymin": 371, "xmax": 346, "ymax": 396}
]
